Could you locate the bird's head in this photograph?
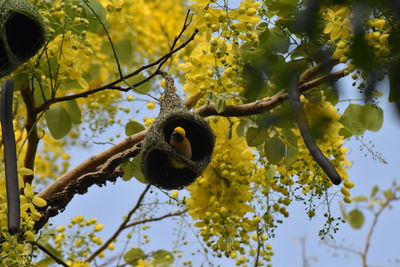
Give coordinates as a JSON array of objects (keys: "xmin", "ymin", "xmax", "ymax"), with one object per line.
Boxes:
[{"xmin": 171, "ymin": 126, "xmax": 186, "ymax": 142}]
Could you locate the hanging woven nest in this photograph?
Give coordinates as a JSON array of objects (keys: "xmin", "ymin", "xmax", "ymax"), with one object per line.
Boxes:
[
  {"xmin": 0, "ymin": 0, "xmax": 46, "ymax": 77},
  {"xmin": 141, "ymin": 74, "xmax": 215, "ymax": 190}
]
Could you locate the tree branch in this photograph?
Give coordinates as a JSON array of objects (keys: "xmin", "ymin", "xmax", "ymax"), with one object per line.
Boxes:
[
  {"xmin": 299, "ymin": 59, "xmax": 339, "ymax": 84},
  {"xmin": 86, "ymin": 185, "xmax": 151, "ymax": 262},
  {"xmin": 20, "ymin": 83, "xmax": 39, "ymax": 185},
  {"xmin": 35, "ymin": 142, "xmax": 143, "ymax": 231},
  {"xmin": 362, "ymin": 196, "xmax": 400, "ymax": 267},
  {"xmin": 123, "ymin": 210, "xmax": 187, "ymax": 229},
  {"xmin": 195, "ymin": 68, "xmax": 346, "ymax": 117},
  {"xmin": 37, "ymin": 131, "xmax": 147, "ymax": 201},
  {"xmin": 31, "ymin": 241, "xmax": 69, "ymax": 267}
]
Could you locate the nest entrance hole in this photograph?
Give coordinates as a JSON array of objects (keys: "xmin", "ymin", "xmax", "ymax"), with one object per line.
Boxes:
[
  {"xmin": 6, "ymin": 11, "xmax": 45, "ymax": 60},
  {"xmin": 163, "ymin": 118, "xmax": 214, "ymax": 162}
]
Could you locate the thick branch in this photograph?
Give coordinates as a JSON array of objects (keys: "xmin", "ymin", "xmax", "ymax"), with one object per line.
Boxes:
[
  {"xmin": 37, "ymin": 131, "xmax": 146, "ymax": 200},
  {"xmin": 195, "ymin": 69, "xmax": 346, "ymax": 117},
  {"xmin": 34, "ymin": 142, "xmax": 143, "ymax": 230},
  {"xmin": 299, "ymin": 59, "xmax": 339, "ymax": 84},
  {"xmin": 20, "ymin": 84, "xmax": 39, "ymax": 185},
  {"xmin": 86, "ymin": 185, "xmax": 151, "ymax": 262}
]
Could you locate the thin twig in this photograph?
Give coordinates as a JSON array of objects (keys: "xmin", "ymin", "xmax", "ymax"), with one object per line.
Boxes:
[
  {"xmin": 31, "ymin": 241, "xmax": 69, "ymax": 267},
  {"xmin": 82, "ymin": 0, "xmax": 123, "ymax": 79},
  {"xmin": 123, "ymin": 210, "xmax": 187, "ymax": 229},
  {"xmin": 254, "ymin": 224, "xmax": 261, "ymax": 267},
  {"xmin": 86, "ymin": 185, "xmax": 151, "ymax": 262},
  {"xmin": 362, "ymin": 196, "xmax": 400, "ymax": 267}
]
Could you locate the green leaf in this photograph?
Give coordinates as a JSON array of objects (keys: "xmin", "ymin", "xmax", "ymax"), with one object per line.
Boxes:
[
  {"xmin": 36, "ymin": 257, "xmax": 55, "ymax": 267},
  {"xmin": 114, "ymin": 39, "xmax": 133, "ymax": 65},
  {"xmin": 264, "ymin": 136, "xmax": 286, "ymax": 164},
  {"xmin": 256, "ymin": 113, "xmax": 283, "ymax": 129},
  {"xmin": 125, "ymin": 121, "xmax": 145, "ymax": 136},
  {"xmin": 347, "ymin": 209, "xmax": 365, "ymax": 229},
  {"xmin": 370, "ymin": 185, "xmax": 379, "ymax": 198},
  {"xmin": 11, "ymin": 72, "xmax": 28, "ymax": 91},
  {"xmin": 245, "ymin": 126, "xmax": 265, "ymax": 147},
  {"xmin": 61, "ymin": 79, "xmax": 84, "ymax": 90},
  {"xmin": 265, "ymin": 29, "xmax": 291, "ymax": 54},
  {"xmin": 236, "ymin": 120, "xmax": 248, "ymax": 137},
  {"xmin": 338, "ymin": 127, "xmax": 353, "ymax": 139},
  {"xmin": 281, "ymin": 128, "xmax": 298, "ymax": 147},
  {"xmin": 339, "ymin": 104, "xmax": 366, "ymax": 137},
  {"xmin": 265, "ymin": 165, "xmax": 276, "ymax": 179},
  {"xmin": 373, "ymin": 91, "xmax": 384, "ymax": 98},
  {"xmin": 383, "ymin": 190, "xmax": 394, "ymax": 200},
  {"xmin": 266, "ymin": 0, "xmax": 298, "ymax": 18},
  {"xmin": 285, "ymin": 145, "xmax": 298, "ymax": 165},
  {"xmin": 241, "ymin": 63, "xmax": 267, "ymax": 102},
  {"xmin": 361, "ymin": 104, "xmax": 383, "ymax": 132},
  {"xmin": 45, "ymin": 104, "xmax": 72, "ymax": 139},
  {"xmin": 33, "ymin": 79, "xmax": 52, "ymax": 107},
  {"xmin": 80, "ymin": 0, "xmax": 107, "ymax": 33},
  {"xmin": 324, "ymin": 89, "xmax": 339, "ymax": 106},
  {"xmin": 124, "ymin": 247, "xmax": 145, "ymax": 266},
  {"xmin": 153, "ymin": 250, "xmax": 174, "ymax": 265},
  {"xmin": 215, "ymin": 97, "xmax": 226, "ymax": 113},
  {"xmin": 120, "ymin": 157, "xmax": 147, "ymax": 183},
  {"xmin": 65, "ymin": 100, "xmax": 82, "ymax": 124}
]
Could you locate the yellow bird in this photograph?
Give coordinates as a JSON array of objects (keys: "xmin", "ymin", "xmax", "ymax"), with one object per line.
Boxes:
[{"xmin": 169, "ymin": 126, "xmax": 192, "ymax": 168}]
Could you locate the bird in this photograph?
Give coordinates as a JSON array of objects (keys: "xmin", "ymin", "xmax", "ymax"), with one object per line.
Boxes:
[{"xmin": 169, "ymin": 126, "xmax": 192, "ymax": 169}]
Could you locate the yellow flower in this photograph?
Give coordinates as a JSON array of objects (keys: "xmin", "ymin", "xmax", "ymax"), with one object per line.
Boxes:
[
  {"xmin": 146, "ymin": 102, "xmax": 155, "ymax": 110},
  {"xmin": 171, "ymin": 190, "xmax": 179, "ymax": 199},
  {"xmin": 94, "ymin": 223, "xmax": 104, "ymax": 232},
  {"xmin": 71, "ymin": 216, "xmax": 85, "ymax": 224},
  {"xmin": 86, "ymin": 218, "xmax": 97, "ymax": 225}
]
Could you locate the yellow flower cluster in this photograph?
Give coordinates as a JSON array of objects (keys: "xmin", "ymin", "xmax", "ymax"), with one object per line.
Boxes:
[
  {"xmin": 187, "ymin": 118, "xmax": 259, "ymax": 257},
  {"xmin": 322, "ymin": 6, "xmax": 352, "ymax": 63},
  {"xmin": 0, "ymin": 182, "xmax": 47, "ymax": 264},
  {"xmin": 322, "ymin": 6, "xmax": 391, "ymax": 67},
  {"xmin": 52, "ymin": 216, "xmax": 108, "ymax": 263},
  {"xmin": 99, "ymin": 0, "xmax": 186, "ymax": 63},
  {"xmin": 179, "ymin": 0, "xmax": 262, "ymax": 101},
  {"xmin": 365, "ymin": 19, "xmax": 390, "ymax": 58},
  {"xmin": 274, "ymin": 95, "xmax": 353, "ymax": 202}
]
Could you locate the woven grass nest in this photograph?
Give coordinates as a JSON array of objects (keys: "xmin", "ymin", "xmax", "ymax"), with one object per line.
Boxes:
[{"xmin": 141, "ymin": 75, "xmax": 215, "ymax": 190}]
